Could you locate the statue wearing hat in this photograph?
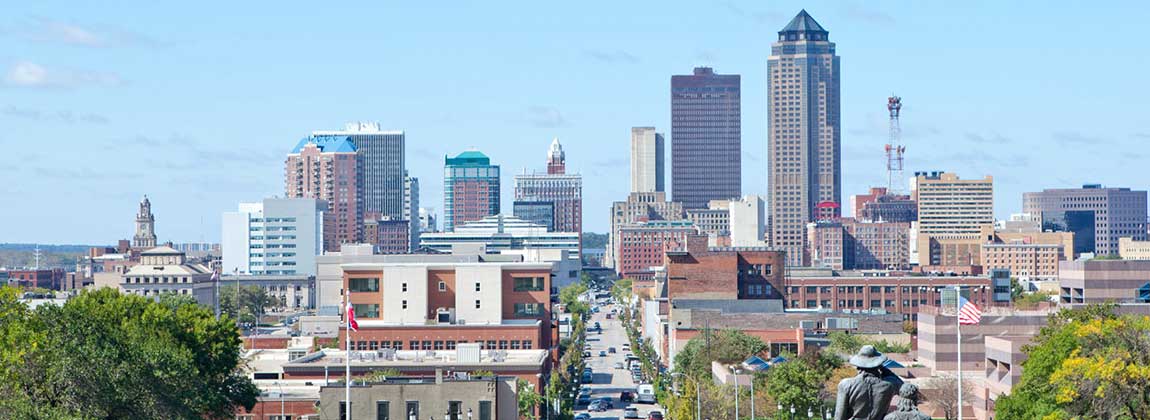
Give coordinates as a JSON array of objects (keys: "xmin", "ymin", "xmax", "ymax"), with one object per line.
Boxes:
[{"xmin": 834, "ymin": 345, "xmax": 904, "ymax": 420}]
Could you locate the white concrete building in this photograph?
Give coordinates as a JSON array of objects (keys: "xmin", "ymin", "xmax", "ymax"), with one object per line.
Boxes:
[
  {"xmin": 120, "ymin": 246, "xmax": 215, "ymax": 305},
  {"xmin": 221, "ymin": 198, "xmax": 325, "ymax": 276},
  {"xmin": 730, "ymin": 195, "xmax": 768, "ymax": 247},
  {"xmin": 419, "ymin": 214, "xmax": 579, "ymax": 255},
  {"xmin": 630, "ymin": 127, "xmax": 665, "ymax": 193}
]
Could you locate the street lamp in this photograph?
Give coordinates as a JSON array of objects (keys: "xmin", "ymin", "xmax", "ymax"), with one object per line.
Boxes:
[
  {"xmin": 733, "ymin": 368, "xmax": 740, "ymax": 420},
  {"xmin": 789, "ymin": 405, "xmax": 796, "ymax": 420}
]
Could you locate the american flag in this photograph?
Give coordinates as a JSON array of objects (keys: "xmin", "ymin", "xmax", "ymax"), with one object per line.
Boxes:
[{"xmin": 958, "ymin": 296, "xmax": 982, "ymax": 325}]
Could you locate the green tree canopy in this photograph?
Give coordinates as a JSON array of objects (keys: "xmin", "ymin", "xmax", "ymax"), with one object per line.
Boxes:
[
  {"xmin": 559, "ymin": 283, "xmax": 589, "ymax": 316},
  {"xmin": 994, "ymin": 304, "xmax": 1150, "ymax": 420},
  {"xmin": 673, "ymin": 329, "xmax": 768, "ymax": 378},
  {"xmin": 220, "ymin": 284, "xmax": 275, "ymax": 325},
  {"xmin": 0, "ymin": 286, "xmax": 259, "ymax": 419}
]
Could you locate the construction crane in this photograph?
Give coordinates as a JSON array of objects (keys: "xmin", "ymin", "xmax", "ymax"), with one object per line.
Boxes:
[{"xmin": 885, "ymin": 96, "xmax": 905, "ymax": 194}]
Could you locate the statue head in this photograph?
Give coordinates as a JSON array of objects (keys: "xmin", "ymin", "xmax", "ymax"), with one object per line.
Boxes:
[{"xmin": 898, "ymin": 383, "xmax": 921, "ymax": 404}]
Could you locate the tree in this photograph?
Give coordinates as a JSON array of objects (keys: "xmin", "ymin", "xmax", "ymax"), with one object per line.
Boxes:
[
  {"xmin": 517, "ymin": 378, "xmax": 542, "ymax": 420},
  {"xmin": 220, "ymin": 285, "xmax": 275, "ymax": 325},
  {"xmin": 826, "ymin": 331, "xmax": 867, "ymax": 357},
  {"xmin": 0, "ymin": 286, "xmax": 259, "ymax": 419},
  {"xmin": 611, "ymin": 278, "xmax": 633, "ymax": 304},
  {"xmin": 994, "ymin": 304, "xmax": 1139, "ymax": 420},
  {"xmin": 765, "ymin": 350, "xmax": 844, "ymax": 416},
  {"xmin": 902, "ymin": 320, "xmax": 918, "ymax": 336},
  {"xmin": 924, "ymin": 376, "xmax": 974, "ymax": 420},
  {"xmin": 673, "ymin": 329, "xmax": 768, "ymax": 378}
]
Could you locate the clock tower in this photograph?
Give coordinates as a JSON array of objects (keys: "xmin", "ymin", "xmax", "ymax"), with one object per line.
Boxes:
[{"xmin": 133, "ymin": 196, "xmax": 157, "ymax": 248}]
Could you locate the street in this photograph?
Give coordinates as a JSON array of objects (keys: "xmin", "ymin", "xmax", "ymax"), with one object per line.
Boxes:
[{"xmin": 577, "ymin": 301, "xmax": 664, "ymax": 419}]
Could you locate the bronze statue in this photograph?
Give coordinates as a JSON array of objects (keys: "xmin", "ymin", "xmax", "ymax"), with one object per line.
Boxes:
[
  {"xmin": 834, "ymin": 345, "xmax": 903, "ymax": 420},
  {"xmin": 883, "ymin": 383, "xmax": 931, "ymax": 420}
]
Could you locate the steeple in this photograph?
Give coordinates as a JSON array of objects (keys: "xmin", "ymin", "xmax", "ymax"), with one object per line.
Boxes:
[
  {"xmin": 547, "ymin": 137, "xmax": 566, "ymax": 174},
  {"xmin": 133, "ymin": 195, "xmax": 157, "ymax": 248},
  {"xmin": 778, "ymin": 9, "xmax": 828, "ymax": 41}
]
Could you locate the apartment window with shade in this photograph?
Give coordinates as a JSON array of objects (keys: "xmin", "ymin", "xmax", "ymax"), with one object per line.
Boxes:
[
  {"xmin": 438, "ymin": 281, "xmax": 446, "ymax": 292},
  {"xmin": 349, "ymin": 278, "xmax": 379, "ymax": 292},
  {"xmin": 513, "ymin": 277, "xmax": 545, "ymax": 292}
]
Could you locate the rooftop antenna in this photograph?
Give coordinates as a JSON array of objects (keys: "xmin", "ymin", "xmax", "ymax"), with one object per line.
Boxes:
[{"xmin": 885, "ymin": 95, "xmax": 905, "ymax": 194}]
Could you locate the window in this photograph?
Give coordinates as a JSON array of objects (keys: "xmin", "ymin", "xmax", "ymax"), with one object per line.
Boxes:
[
  {"xmin": 404, "ymin": 402, "xmax": 419, "ymax": 420},
  {"xmin": 438, "ymin": 281, "xmax": 446, "ymax": 292},
  {"xmin": 870, "ymin": 286, "xmax": 881, "ymax": 293},
  {"xmin": 475, "ymin": 282, "xmax": 481, "ymax": 292},
  {"xmin": 485, "ymin": 340, "xmax": 496, "ymax": 349},
  {"xmin": 498, "ymin": 340, "xmax": 509, "ymax": 349},
  {"xmin": 511, "ymin": 340, "xmax": 522, "ymax": 349},
  {"xmin": 409, "ymin": 341, "xmax": 419, "ymax": 350},
  {"xmin": 805, "ymin": 286, "xmax": 817, "ymax": 293},
  {"xmin": 478, "ymin": 401, "xmax": 492, "ymax": 420},
  {"xmin": 448, "ymin": 401, "xmax": 462, "ymax": 420},
  {"xmin": 401, "ymin": 283, "xmax": 408, "ymax": 292},
  {"xmin": 1139, "ymin": 283, "xmax": 1150, "ymax": 303},
  {"xmin": 269, "ymin": 415, "xmax": 293, "ymax": 420},
  {"xmin": 353, "ymin": 304, "xmax": 379, "ymax": 318},
  {"xmin": 349, "ymin": 278, "xmax": 379, "ymax": 292},
  {"xmin": 805, "ymin": 300, "xmax": 816, "ymax": 307},
  {"xmin": 421, "ymin": 341, "xmax": 432, "ymax": 350},
  {"xmin": 514, "ymin": 303, "xmax": 541, "ymax": 316},
  {"xmin": 523, "ymin": 340, "xmax": 532, "ymax": 348},
  {"xmin": 402, "ymin": 300, "xmax": 408, "ymax": 310},
  {"xmin": 340, "ymin": 402, "xmax": 348, "ymax": 420},
  {"xmin": 513, "ymin": 277, "xmax": 545, "ymax": 292},
  {"xmin": 434, "ymin": 341, "xmax": 445, "ymax": 350},
  {"xmin": 475, "ymin": 300, "xmax": 482, "ymax": 309}
]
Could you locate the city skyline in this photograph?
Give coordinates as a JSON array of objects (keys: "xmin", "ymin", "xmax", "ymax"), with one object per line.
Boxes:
[{"xmin": 5, "ymin": 2, "xmax": 1150, "ymax": 244}]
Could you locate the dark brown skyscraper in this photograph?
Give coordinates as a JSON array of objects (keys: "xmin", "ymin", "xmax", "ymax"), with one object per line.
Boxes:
[{"xmin": 671, "ymin": 67, "xmax": 741, "ymax": 210}]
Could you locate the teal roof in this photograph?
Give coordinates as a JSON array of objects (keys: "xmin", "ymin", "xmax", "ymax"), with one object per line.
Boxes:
[
  {"xmin": 291, "ymin": 135, "xmax": 357, "ymax": 153},
  {"xmin": 780, "ymin": 10, "xmax": 827, "ymax": 35},
  {"xmin": 446, "ymin": 150, "xmax": 492, "ymax": 166}
]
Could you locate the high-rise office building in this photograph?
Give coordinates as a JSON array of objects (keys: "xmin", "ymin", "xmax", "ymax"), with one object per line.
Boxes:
[
  {"xmin": 403, "ymin": 171, "xmax": 420, "ymax": 252},
  {"xmin": 514, "ymin": 138, "xmax": 582, "ymax": 234},
  {"xmin": 312, "ymin": 122, "xmax": 405, "ymax": 219},
  {"xmin": 767, "ymin": 10, "xmax": 841, "ymax": 266},
  {"xmin": 1023, "ymin": 184, "xmax": 1148, "ymax": 256},
  {"xmin": 444, "ymin": 150, "xmax": 501, "ymax": 232},
  {"xmin": 671, "ymin": 67, "xmax": 741, "ymax": 209},
  {"xmin": 911, "ymin": 171, "xmax": 994, "ymax": 266},
  {"xmin": 630, "ymin": 127, "xmax": 665, "ymax": 193},
  {"xmin": 285, "ymin": 136, "xmax": 361, "ymax": 251},
  {"xmin": 221, "ymin": 198, "xmax": 325, "ymax": 276}
]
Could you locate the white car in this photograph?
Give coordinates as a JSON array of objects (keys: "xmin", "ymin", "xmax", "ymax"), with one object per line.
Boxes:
[{"xmin": 624, "ymin": 407, "xmax": 640, "ymax": 418}]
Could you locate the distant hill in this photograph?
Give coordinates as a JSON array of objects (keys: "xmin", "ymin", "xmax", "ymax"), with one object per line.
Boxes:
[
  {"xmin": 0, "ymin": 244, "xmax": 105, "ymax": 253},
  {"xmin": 0, "ymin": 244, "xmax": 98, "ymax": 270}
]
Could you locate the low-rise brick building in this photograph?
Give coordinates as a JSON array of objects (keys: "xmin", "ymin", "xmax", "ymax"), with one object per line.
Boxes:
[
  {"xmin": 784, "ymin": 268, "xmax": 1004, "ymax": 320},
  {"xmin": 665, "ymin": 246, "xmax": 785, "ymax": 300}
]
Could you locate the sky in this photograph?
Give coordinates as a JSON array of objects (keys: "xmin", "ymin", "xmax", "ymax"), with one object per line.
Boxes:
[{"xmin": 3, "ymin": 1, "xmax": 1150, "ymax": 245}]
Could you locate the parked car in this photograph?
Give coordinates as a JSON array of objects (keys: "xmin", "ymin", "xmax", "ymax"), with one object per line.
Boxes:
[
  {"xmin": 624, "ymin": 407, "xmax": 640, "ymax": 418},
  {"xmin": 599, "ymin": 350, "xmax": 607, "ymax": 357},
  {"xmin": 588, "ymin": 400, "xmax": 609, "ymax": 412},
  {"xmin": 593, "ymin": 321, "xmax": 601, "ymax": 329},
  {"xmin": 614, "ymin": 362, "xmax": 625, "ymax": 369},
  {"xmin": 583, "ymin": 351, "xmax": 591, "ymax": 358},
  {"xmin": 576, "ymin": 393, "xmax": 592, "ymax": 405},
  {"xmin": 608, "ymin": 347, "xmax": 616, "ymax": 354},
  {"xmin": 647, "ymin": 411, "xmax": 664, "ymax": 420},
  {"xmin": 575, "ymin": 414, "xmax": 591, "ymax": 420},
  {"xmin": 620, "ymin": 390, "xmax": 635, "ymax": 402},
  {"xmin": 637, "ymin": 384, "xmax": 657, "ymax": 404},
  {"xmin": 606, "ymin": 313, "xmax": 613, "ymax": 319},
  {"xmin": 594, "ymin": 398, "xmax": 614, "ymax": 409}
]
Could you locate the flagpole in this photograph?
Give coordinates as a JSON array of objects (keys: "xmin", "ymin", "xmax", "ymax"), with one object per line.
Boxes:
[
  {"xmin": 345, "ymin": 292, "xmax": 352, "ymax": 420},
  {"xmin": 955, "ymin": 285, "xmax": 963, "ymax": 420}
]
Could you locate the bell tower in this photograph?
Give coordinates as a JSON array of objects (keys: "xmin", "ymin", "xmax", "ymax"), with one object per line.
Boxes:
[{"xmin": 133, "ymin": 195, "xmax": 157, "ymax": 248}]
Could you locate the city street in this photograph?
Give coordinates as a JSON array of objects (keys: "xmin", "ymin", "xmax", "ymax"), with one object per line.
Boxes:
[{"xmin": 576, "ymin": 301, "xmax": 664, "ymax": 419}]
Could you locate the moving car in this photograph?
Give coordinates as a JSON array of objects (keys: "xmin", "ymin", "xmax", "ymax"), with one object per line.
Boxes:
[
  {"xmin": 637, "ymin": 384, "xmax": 657, "ymax": 404},
  {"xmin": 599, "ymin": 350, "xmax": 607, "ymax": 357},
  {"xmin": 614, "ymin": 361, "xmax": 625, "ymax": 369},
  {"xmin": 624, "ymin": 407, "xmax": 640, "ymax": 418},
  {"xmin": 575, "ymin": 414, "xmax": 591, "ymax": 420},
  {"xmin": 608, "ymin": 347, "xmax": 616, "ymax": 353},
  {"xmin": 620, "ymin": 390, "xmax": 635, "ymax": 402},
  {"xmin": 647, "ymin": 411, "xmax": 664, "ymax": 420},
  {"xmin": 588, "ymin": 400, "xmax": 610, "ymax": 412}
]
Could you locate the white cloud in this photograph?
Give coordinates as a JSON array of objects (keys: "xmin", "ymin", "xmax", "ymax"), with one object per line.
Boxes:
[
  {"xmin": 3, "ymin": 60, "xmax": 124, "ymax": 88},
  {"xmin": 20, "ymin": 18, "xmax": 156, "ymax": 48}
]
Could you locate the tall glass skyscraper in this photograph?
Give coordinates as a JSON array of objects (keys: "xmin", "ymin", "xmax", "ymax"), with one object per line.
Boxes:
[
  {"xmin": 670, "ymin": 67, "xmax": 741, "ymax": 210},
  {"xmin": 768, "ymin": 10, "xmax": 841, "ymax": 266},
  {"xmin": 312, "ymin": 122, "xmax": 405, "ymax": 220},
  {"xmin": 444, "ymin": 150, "xmax": 501, "ymax": 232}
]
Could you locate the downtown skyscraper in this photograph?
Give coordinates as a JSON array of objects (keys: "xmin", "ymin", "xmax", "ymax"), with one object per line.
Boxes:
[
  {"xmin": 444, "ymin": 150, "xmax": 501, "ymax": 232},
  {"xmin": 768, "ymin": 10, "xmax": 841, "ymax": 266},
  {"xmin": 671, "ymin": 67, "xmax": 741, "ymax": 210},
  {"xmin": 514, "ymin": 138, "xmax": 583, "ymax": 234},
  {"xmin": 285, "ymin": 136, "xmax": 361, "ymax": 251},
  {"xmin": 630, "ymin": 127, "xmax": 665, "ymax": 193},
  {"xmin": 312, "ymin": 122, "xmax": 405, "ymax": 220}
]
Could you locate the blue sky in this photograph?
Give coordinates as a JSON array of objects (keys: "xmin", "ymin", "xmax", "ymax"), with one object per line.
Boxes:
[{"xmin": 3, "ymin": 1, "xmax": 1149, "ymax": 244}]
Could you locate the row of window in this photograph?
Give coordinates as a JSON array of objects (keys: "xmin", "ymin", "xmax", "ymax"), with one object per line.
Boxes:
[
  {"xmin": 334, "ymin": 400, "xmax": 493, "ymax": 420},
  {"xmin": 350, "ymin": 339, "xmax": 533, "ymax": 351}
]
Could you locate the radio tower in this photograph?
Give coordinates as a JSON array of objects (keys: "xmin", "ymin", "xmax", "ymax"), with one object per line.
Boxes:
[{"xmin": 885, "ymin": 95, "xmax": 905, "ymax": 194}]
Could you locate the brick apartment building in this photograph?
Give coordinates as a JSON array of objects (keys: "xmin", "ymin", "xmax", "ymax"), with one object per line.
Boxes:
[
  {"xmin": 784, "ymin": 268, "xmax": 1005, "ymax": 320},
  {"xmin": 616, "ymin": 220, "xmax": 699, "ymax": 281},
  {"xmin": 807, "ymin": 218, "xmax": 911, "ymax": 270},
  {"xmin": 339, "ymin": 260, "xmax": 553, "ymax": 351},
  {"xmin": 2, "ymin": 268, "xmax": 66, "ymax": 290},
  {"xmin": 363, "ymin": 216, "xmax": 412, "ymax": 254},
  {"xmin": 664, "ymin": 245, "xmax": 785, "ymax": 300},
  {"xmin": 285, "ymin": 136, "xmax": 362, "ymax": 252}
]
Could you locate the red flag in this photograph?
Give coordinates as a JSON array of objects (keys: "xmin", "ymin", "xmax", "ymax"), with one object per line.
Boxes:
[{"xmin": 347, "ymin": 303, "xmax": 359, "ymax": 331}]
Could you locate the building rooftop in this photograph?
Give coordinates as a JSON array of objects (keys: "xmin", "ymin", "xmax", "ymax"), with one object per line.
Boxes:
[
  {"xmin": 140, "ymin": 246, "xmax": 182, "ymax": 255},
  {"xmin": 780, "ymin": 10, "xmax": 827, "ymax": 35},
  {"xmin": 290, "ymin": 135, "xmax": 357, "ymax": 154},
  {"xmin": 446, "ymin": 150, "xmax": 492, "ymax": 166},
  {"xmin": 283, "ymin": 348, "xmax": 549, "ymax": 371}
]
